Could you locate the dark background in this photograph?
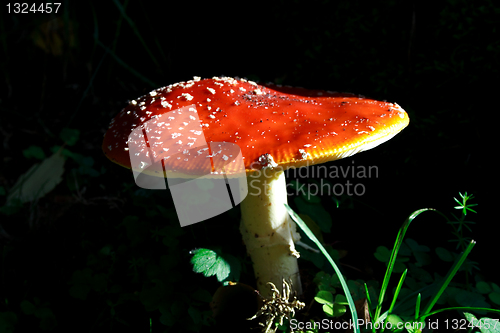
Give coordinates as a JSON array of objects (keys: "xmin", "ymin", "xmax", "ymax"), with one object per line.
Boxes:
[{"xmin": 0, "ymin": 0, "xmax": 495, "ymax": 332}]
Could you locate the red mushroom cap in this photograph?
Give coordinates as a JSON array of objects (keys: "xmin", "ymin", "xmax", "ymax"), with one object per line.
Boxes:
[{"xmin": 102, "ymin": 76, "xmax": 409, "ymax": 177}]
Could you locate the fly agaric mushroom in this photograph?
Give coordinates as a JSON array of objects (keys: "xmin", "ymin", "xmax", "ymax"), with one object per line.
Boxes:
[{"xmin": 102, "ymin": 76, "xmax": 409, "ymax": 298}]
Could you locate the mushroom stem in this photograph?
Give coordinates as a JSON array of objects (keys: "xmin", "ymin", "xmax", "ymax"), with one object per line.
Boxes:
[{"xmin": 240, "ymin": 168, "xmax": 302, "ymax": 298}]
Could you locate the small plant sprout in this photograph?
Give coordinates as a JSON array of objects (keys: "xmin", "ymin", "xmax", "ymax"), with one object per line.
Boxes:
[
  {"xmin": 453, "ymin": 191, "xmax": 477, "ymax": 216},
  {"xmin": 248, "ymin": 279, "xmax": 305, "ymax": 333},
  {"xmin": 449, "ymin": 191, "xmax": 477, "ymax": 251}
]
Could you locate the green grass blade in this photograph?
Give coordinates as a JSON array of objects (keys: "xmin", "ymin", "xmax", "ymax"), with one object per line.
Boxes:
[
  {"xmin": 364, "ymin": 283, "xmax": 374, "ymax": 321},
  {"xmin": 285, "ymin": 204, "xmax": 360, "ymax": 333},
  {"xmin": 415, "ymin": 293, "xmax": 421, "ymax": 321},
  {"xmin": 374, "ymin": 208, "xmax": 436, "ymax": 321},
  {"xmin": 422, "ymin": 240, "xmax": 476, "ymax": 315},
  {"xmin": 374, "ymin": 310, "xmax": 388, "ymax": 325},
  {"xmin": 364, "ymin": 283, "xmax": 378, "ymax": 333},
  {"xmin": 417, "ymin": 307, "xmax": 500, "ymax": 321},
  {"xmin": 388, "ymin": 269, "xmax": 408, "ymax": 314}
]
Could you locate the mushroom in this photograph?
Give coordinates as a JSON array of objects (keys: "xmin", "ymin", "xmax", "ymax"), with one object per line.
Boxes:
[{"xmin": 102, "ymin": 76, "xmax": 409, "ymax": 298}]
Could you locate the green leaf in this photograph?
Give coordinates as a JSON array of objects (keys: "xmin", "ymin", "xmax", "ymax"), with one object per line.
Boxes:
[
  {"xmin": 69, "ymin": 284, "xmax": 91, "ymax": 300},
  {"xmin": 91, "ymin": 273, "xmax": 107, "ymax": 292},
  {"xmin": 298, "ymin": 214, "xmax": 324, "ymax": 243},
  {"xmin": 464, "ymin": 313, "xmax": 479, "ymax": 329},
  {"xmin": 302, "ymin": 192, "xmax": 321, "ymax": 203},
  {"xmin": 69, "ymin": 268, "xmax": 94, "ymax": 300},
  {"xmin": 330, "ymin": 274, "xmax": 341, "ymax": 287},
  {"xmin": 313, "ymin": 271, "xmax": 330, "ymax": 285},
  {"xmin": 464, "ymin": 312, "xmax": 500, "ymax": 333},
  {"xmin": 406, "ymin": 239, "xmax": 431, "ymax": 267},
  {"xmin": 22, "ymin": 146, "xmax": 46, "ymax": 160},
  {"xmin": 436, "ymin": 247, "xmax": 454, "ymax": 262},
  {"xmin": 140, "ymin": 284, "xmax": 165, "ymax": 311},
  {"xmin": 374, "ymin": 246, "xmax": 391, "ymax": 262},
  {"xmin": 301, "ymin": 180, "xmax": 321, "ymax": 203},
  {"xmin": 405, "ymin": 321, "xmax": 425, "ymax": 333},
  {"xmin": 332, "ymin": 302, "xmax": 347, "ymax": 317},
  {"xmin": 313, "ymin": 272, "xmax": 336, "ymax": 292},
  {"xmin": 408, "ymin": 263, "xmax": 433, "ymax": 283},
  {"xmin": 222, "ymin": 253, "xmax": 241, "ymax": 282},
  {"xmin": 322, "ymin": 303, "xmax": 334, "ymax": 316},
  {"xmin": 333, "ymin": 294, "xmax": 349, "ymax": 317},
  {"xmin": 325, "ymin": 245, "xmax": 340, "ymax": 262},
  {"xmin": 398, "ymin": 242, "xmax": 412, "ymax": 256},
  {"xmin": 59, "ymin": 128, "xmax": 80, "ymax": 146},
  {"xmin": 190, "ymin": 248, "xmax": 231, "ymax": 282},
  {"xmin": 479, "ymin": 317, "xmax": 500, "ymax": 333},
  {"xmin": 170, "ymin": 299, "xmax": 186, "ymax": 318},
  {"xmin": 455, "ymin": 289, "xmax": 490, "ymax": 308},
  {"xmin": 20, "ymin": 300, "xmax": 36, "ymax": 315},
  {"xmin": 375, "ymin": 246, "xmax": 408, "ymax": 272},
  {"xmin": 0, "ymin": 311, "xmax": 18, "ymax": 333},
  {"xmin": 314, "ymin": 290, "xmax": 333, "ymax": 304},
  {"xmin": 335, "ymin": 294, "xmax": 348, "ymax": 305},
  {"xmin": 385, "ymin": 314, "xmax": 404, "ymax": 333},
  {"xmin": 299, "ymin": 245, "xmax": 324, "ymax": 269},
  {"xmin": 293, "ymin": 196, "xmax": 332, "ymax": 233},
  {"xmin": 188, "ymin": 306, "xmax": 202, "ymax": 324},
  {"xmin": 34, "ymin": 307, "xmax": 52, "ymax": 319},
  {"xmin": 477, "ymin": 281, "xmax": 493, "ymax": 294},
  {"xmin": 99, "ymin": 245, "xmax": 112, "ymax": 256},
  {"xmin": 159, "ymin": 311, "xmax": 175, "ymax": 326},
  {"xmin": 393, "ymin": 261, "xmax": 407, "ymax": 273},
  {"xmin": 405, "ymin": 238, "xmax": 429, "ymax": 252},
  {"xmin": 7, "ymin": 151, "xmax": 65, "ymax": 203},
  {"xmin": 214, "ymin": 257, "xmax": 230, "ymax": 281},
  {"xmin": 489, "ymin": 292, "xmax": 500, "ymax": 305}
]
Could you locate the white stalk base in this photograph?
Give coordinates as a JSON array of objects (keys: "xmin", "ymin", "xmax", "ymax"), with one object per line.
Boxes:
[{"xmin": 240, "ymin": 168, "xmax": 302, "ymax": 298}]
